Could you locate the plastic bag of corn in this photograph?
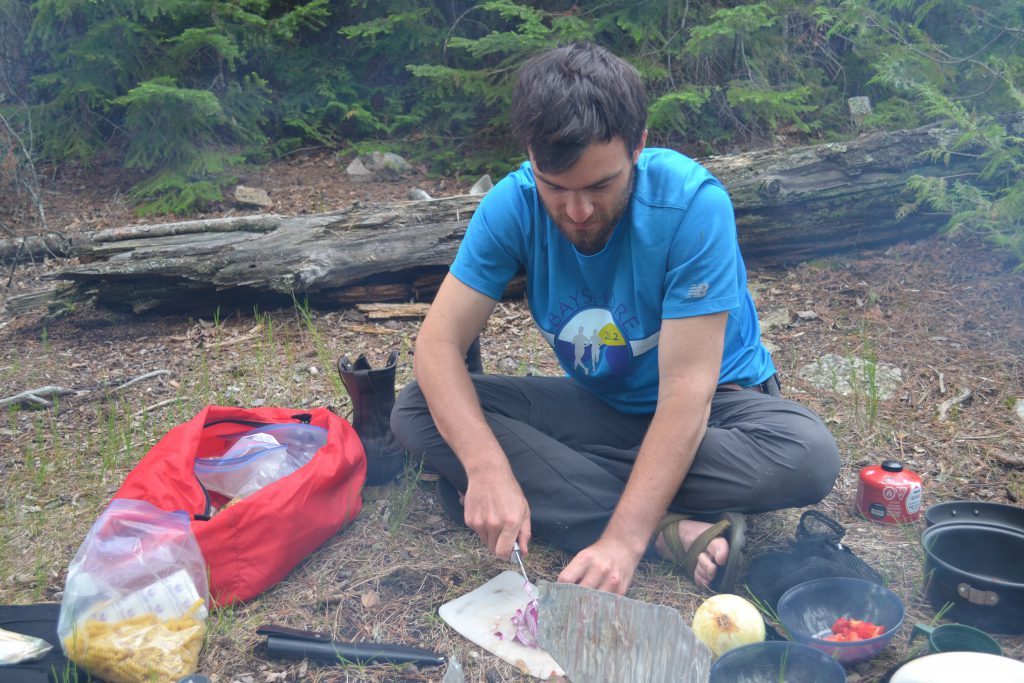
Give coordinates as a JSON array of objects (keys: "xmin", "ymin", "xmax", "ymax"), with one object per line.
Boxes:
[{"xmin": 58, "ymin": 499, "xmax": 209, "ymax": 683}]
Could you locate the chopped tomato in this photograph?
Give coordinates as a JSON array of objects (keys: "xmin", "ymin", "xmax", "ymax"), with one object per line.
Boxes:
[{"xmin": 823, "ymin": 616, "xmax": 885, "ymax": 642}]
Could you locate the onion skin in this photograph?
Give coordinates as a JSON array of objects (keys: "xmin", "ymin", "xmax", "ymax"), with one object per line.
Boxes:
[{"xmin": 691, "ymin": 594, "xmax": 766, "ymax": 657}]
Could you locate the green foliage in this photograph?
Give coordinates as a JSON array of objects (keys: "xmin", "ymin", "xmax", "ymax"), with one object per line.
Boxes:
[
  {"xmin": 4, "ymin": 0, "xmax": 1021, "ymax": 263},
  {"xmin": 831, "ymin": 0, "xmax": 1024, "ymax": 267}
]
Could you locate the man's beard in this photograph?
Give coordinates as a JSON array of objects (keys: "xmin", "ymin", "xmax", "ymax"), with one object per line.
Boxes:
[{"xmin": 549, "ymin": 167, "xmax": 635, "ymax": 256}]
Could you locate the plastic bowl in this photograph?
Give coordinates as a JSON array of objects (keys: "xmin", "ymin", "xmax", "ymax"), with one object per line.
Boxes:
[
  {"xmin": 777, "ymin": 577, "xmax": 905, "ymax": 664},
  {"xmin": 709, "ymin": 641, "xmax": 846, "ymax": 683}
]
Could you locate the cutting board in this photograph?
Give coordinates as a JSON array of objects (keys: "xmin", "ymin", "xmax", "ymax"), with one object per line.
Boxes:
[{"xmin": 439, "ymin": 571, "xmax": 565, "ymax": 680}]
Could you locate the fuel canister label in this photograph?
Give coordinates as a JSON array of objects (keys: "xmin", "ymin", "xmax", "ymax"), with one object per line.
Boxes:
[{"xmin": 905, "ymin": 483, "xmax": 922, "ymax": 514}]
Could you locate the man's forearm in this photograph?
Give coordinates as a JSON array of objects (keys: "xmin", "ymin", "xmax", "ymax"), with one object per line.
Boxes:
[{"xmin": 600, "ymin": 391, "xmax": 711, "ymax": 555}]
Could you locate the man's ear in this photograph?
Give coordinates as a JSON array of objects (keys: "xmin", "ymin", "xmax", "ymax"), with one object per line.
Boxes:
[{"xmin": 632, "ymin": 129, "xmax": 648, "ymax": 164}]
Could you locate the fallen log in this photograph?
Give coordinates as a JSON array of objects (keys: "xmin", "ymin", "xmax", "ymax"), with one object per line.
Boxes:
[{"xmin": 24, "ymin": 113, "xmax": 1023, "ymax": 314}]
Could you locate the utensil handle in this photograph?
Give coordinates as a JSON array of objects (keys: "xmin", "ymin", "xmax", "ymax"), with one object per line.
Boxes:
[
  {"xmin": 264, "ymin": 635, "xmax": 446, "ymax": 667},
  {"xmin": 909, "ymin": 623, "xmax": 934, "ymax": 645}
]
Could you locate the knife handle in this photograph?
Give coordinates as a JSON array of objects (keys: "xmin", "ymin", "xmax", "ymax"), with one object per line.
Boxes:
[{"xmin": 258, "ymin": 625, "xmax": 445, "ymax": 667}]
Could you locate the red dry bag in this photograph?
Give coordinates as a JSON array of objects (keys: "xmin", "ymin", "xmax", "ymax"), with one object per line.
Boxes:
[{"xmin": 113, "ymin": 405, "xmax": 365, "ymax": 603}]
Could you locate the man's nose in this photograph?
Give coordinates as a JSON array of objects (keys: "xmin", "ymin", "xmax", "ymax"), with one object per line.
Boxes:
[{"xmin": 565, "ymin": 192, "xmax": 594, "ymax": 224}]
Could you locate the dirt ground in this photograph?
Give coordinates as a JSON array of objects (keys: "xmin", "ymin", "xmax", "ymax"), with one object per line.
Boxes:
[{"xmin": 1, "ymin": 152, "xmax": 1023, "ymax": 682}]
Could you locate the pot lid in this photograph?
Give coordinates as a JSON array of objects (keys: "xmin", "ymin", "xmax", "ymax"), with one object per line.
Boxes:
[{"xmin": 890, "ymin": 652, "xmax": 1024, "ymax": 683}]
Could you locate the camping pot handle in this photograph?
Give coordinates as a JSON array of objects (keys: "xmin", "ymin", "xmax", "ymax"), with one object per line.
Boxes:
[{"xmin": 957, "ymin": 582, "xmax": 999, "ymax": 606}]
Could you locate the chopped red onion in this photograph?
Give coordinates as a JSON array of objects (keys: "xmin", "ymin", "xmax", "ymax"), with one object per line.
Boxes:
[{"xmin": 510, "ymin": 598, "xmax": 539, "ymax": 648}]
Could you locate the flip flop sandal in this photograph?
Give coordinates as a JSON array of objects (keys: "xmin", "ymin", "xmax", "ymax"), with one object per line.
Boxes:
[{"xmin": 655, "ymin": 512, "xmax": 746, "ymax": 593}]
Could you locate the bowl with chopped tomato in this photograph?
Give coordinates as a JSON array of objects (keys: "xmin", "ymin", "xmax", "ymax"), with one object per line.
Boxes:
[{"xmin": 776, "ymin": 577, "xmax": 905, "ymax": 664}]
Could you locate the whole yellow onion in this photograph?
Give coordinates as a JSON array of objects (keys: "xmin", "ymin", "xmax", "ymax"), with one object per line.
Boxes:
[{"xmin": 691, "ymin": 594, "xmax": 766, "ymax": 657}]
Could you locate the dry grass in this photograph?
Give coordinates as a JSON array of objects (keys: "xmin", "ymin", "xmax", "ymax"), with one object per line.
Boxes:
[{"xmin": 1, "ymin": 235, "xmax": 1023, "ymax": 682}]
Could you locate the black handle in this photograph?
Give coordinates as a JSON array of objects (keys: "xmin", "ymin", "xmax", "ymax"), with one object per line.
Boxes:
[{"xmin": 258, "ymin": 625, "xmax": 445, "ymax": 667}]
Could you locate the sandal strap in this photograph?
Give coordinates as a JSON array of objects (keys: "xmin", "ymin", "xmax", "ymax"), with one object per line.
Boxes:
[
  {"xmin": 679, "ymin": 517, "xmax": 732, "ymax": 578},
  {"xmin": 655, "ymin": 513, "xmax": 691, "ymax": 566}
]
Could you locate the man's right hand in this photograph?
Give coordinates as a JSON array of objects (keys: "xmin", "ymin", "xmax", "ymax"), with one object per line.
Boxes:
[{"xmin": 463, "ymin": 469, "xmax": 532, "ymax": 561}]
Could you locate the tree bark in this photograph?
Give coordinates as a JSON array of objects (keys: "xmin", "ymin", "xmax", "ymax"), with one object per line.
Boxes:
[{"xmin": 9, "ymin": 113, "xmax": 1019, "ymax": 314}]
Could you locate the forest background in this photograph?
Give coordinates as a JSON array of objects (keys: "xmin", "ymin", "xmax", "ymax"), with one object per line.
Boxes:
[{"xmin": 0, "ymin": 0, "xmax": 1022, "ymax": 267}]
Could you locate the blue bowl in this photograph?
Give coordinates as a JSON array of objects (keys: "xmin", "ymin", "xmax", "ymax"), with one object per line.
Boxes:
[
  {"xmin": 709, "ymin": 641, "xmax": 846, "ymax": 683},
  {"xmin": 777, "ymin": 577, "xmax": 905, "ymax": 664}
]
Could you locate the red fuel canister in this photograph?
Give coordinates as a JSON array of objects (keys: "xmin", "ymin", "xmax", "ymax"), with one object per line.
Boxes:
[{"xmin": 856, "ymin": 460, "xmax": 923, "ymax": 524}]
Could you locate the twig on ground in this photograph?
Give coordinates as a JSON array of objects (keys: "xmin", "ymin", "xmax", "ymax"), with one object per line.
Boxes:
[
  {"xmin": 108, "ymin": 369, "xmax": 171, "ymax": 391},
  {"xmin": 134, "ymin": 397, "xmax": 180, "ymax": 416},
  {"xmin": 937, "ymin": 388, "xmax": 971, "ymax": 421},
  {"xmin": 5, "ymin": 237, "xmax": 26, "ymax": 288},
  {"xmin": 2, "ymin": 371, "xmax": 172, "ymax": 409},
  {"xmin": 204, "ymin": 331, "xmax": 261, "ymax": 349},
  {"xmin": 989, "ymin": 451, "xmax": 1024, "ymax": 468},
  {"xmin": 0, "ymin": 385, "xmax": 76, "ymax": 409}
]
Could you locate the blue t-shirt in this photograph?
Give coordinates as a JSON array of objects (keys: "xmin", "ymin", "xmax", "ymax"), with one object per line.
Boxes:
[{"xmin": 451, "ymin": 147, "xmax": 774, "ymax": 414}]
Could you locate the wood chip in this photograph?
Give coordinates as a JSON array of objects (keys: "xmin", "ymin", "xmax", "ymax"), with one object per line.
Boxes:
[{"xmin": 356, "ymin": 303, "xmax": 431, "ymax": 319}]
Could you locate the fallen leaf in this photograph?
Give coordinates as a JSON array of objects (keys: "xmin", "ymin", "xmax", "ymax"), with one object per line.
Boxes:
[{"xmin": 361, "ymin": 590, "xmax": 381, "ymax": 608}]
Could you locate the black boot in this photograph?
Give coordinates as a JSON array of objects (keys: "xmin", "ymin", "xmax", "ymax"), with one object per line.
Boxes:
[
  {"xmin": 337, "ymin": 351, "xmax": 404, "ymax": 485},
  {"xmin": 466, "ymin": 336, "xmax": 484, "ymax": 374}
]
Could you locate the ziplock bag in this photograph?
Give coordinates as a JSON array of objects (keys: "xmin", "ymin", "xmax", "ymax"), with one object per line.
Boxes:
[
  {"xmin": 193, "ymin": 424, "xmax": 328, "ymax": 501},
  {"xmin": 57, "ymin": 499, "xmax": 208, "ymax": 683}
]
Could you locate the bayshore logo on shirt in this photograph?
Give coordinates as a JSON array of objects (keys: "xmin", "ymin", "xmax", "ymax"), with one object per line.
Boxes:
[
  {"xmin": 557, "ymin": 308, "xmax": 627, "ymax": 377},
  {"xmin": 543, "ymin": 306, "xmax": 660, "ymax": 380}
]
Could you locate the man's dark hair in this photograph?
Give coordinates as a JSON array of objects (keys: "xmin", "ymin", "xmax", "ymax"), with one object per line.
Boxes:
[{"xmin": 510, "ymin": 43, "xmax": 647, "ymax": 174}]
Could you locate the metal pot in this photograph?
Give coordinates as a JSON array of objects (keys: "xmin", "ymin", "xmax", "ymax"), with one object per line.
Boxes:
[
  {"xmin": 925, "ymin": 500, "xmax": 1024, "ymax": 531},
  {"xmin": 921, "ymin": 522, "xmax": 1024, "ymax": 634}
]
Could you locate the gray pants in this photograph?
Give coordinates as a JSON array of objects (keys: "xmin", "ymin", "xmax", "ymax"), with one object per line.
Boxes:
[{"xmin": 391, "ymin": 374, "xmax": 840, "ymax": 554}]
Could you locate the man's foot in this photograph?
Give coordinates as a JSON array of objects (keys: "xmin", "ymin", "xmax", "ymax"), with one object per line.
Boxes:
[
  {"xmin": 653, "ymin": 512, "xmax": 745, "ymax": 591},
  {"xmin": 654, "ymin": 519, "xmax": 729, "ymax": 587}
]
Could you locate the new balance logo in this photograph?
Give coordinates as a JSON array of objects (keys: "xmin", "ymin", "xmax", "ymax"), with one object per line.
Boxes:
[{"xmin": 687, "ymin": 283, "xmax": 709, "ymax": 299}]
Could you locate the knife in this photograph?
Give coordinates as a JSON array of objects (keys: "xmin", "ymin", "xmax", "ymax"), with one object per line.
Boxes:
[
  {"xmin": 512, "ymin": 541, "xmax": 530, "ymax": 586},
  {"xmin": 256, "ymin": 624, "xmax": 446, "ymax": 667}
]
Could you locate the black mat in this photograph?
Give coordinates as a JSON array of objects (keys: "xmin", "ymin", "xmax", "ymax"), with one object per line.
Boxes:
[{"xmin": 0, "ymin": 604, "xmax": 83, "ymax": 683}]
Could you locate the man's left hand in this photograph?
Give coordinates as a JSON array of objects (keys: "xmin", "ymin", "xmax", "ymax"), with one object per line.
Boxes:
[{"xmin": 557, "ymin": 537, "xmax": 643, "ymax": 595}]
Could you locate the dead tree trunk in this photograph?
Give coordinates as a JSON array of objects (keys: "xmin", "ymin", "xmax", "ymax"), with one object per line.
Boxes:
[{"xmin": 15, "ymin": 113, "xmax": 1020, "ymax": 314}]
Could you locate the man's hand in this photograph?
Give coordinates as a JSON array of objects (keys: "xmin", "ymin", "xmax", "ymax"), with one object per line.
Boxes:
[
  {"xmin": 463, "ymin": 469, "xmax": 532, "ymax": 562},
  {"xmin": 556, "ymin": 537, "xmax": 644, "ymax": 595}
]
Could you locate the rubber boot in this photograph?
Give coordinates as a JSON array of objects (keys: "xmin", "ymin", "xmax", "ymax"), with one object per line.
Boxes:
[
  {"xmin": 466, "ymin": 336, "xmax": 484, "ymax": 374},
  {"xmin": 337, "ymin": 350, "xmax": 404, "ymax": 485}
]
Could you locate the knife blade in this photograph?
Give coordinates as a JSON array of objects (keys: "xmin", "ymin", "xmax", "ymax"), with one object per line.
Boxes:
[{"xmin": 511, "ymin": 541, "xmax": 530, "ymax": 586}]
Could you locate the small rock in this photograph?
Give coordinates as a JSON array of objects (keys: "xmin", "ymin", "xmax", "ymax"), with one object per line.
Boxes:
[
  {"xmin": 1015, "ymin": 398, "xmax": 1024, "ymax": 424},
  {"xmin": 470, "ymin": 174, "xmax": 493, "ymax": 195},
  {"xmin": 308, "ymin": 366, "xmax": 319, "ymax": 375},
  {"xmin": 796, "ymin": 310, "xmax": 819, "ymax": 321},
  {"xmin": 760, "ymin": 308, "xmax": 792, "ymax": 332},
  {"xmin": 797, "ymin": 353, "xmax": 904, "ymax": 400},
  {"xmin": 361, "ymin": 151, "xmax": 414, "ymax": 177},
  {"xmin": 498, "ymin": 357, "xmax": 520, "ymax": 374},
  {"xmin": 233, "ymin": 185, "xmax": 273, "ymax": 208},
  {"xmin": 345, "ymin": 156, "xmax": 372, "ymax": 179},
  {"xmin": 407, "ymin": 188, "xmax": 432, "ymax": 200},
  {"xmin": 848, "ymin": 96, "xmax": 873, "ymax": 126}
]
